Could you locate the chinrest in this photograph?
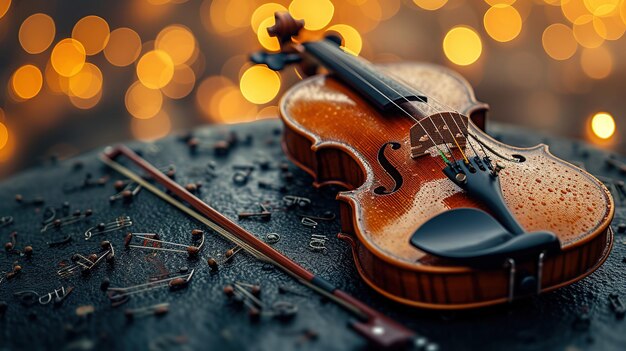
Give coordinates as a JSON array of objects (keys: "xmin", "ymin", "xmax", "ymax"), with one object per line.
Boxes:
[{"xmin": 409, "ymin": 208, "xmax": 561, "ymax": 267}]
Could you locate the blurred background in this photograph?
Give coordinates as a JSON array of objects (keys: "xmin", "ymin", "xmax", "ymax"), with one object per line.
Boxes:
[{"xmin": 0, "ymin": 0, "xmax": 623, "ymax": 179}]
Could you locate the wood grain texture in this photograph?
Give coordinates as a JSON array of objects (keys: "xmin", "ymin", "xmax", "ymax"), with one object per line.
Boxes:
[{"xmin": 279, "ymin": 62, "xmax": 614, "ymax": 309}]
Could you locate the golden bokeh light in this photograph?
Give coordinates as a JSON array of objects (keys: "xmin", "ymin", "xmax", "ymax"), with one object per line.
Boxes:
[
  {"xmin": 155, "ymin": 25, "xmax": 196, "ymax": 66},
  {"xmin": 289, "ymin": 0, "xmax": 334, "ymax": 31},
  {"xmin": 70, "ymin": 89, "xmax": 102, "ymax": 110},
  {"xmin": 573, "ymin": 15, "xmax": 605, "ymax": 48},
  {"xmin": 68, "ymin": 63, "xmax": 103, "ymax": 99},
  {"xmin": 327, "ymin": 24, "xmax": 363, "ymax": 55},
  {"xmin": 195, "ymin": 76, "xmax": 234, "ymax": 119},
  {"xmin": 251, "ymin": 3, "xmax": 287, "ymax": 33},
  {"xmin": 125, "ymin": 81, "xmax": 163, "ymax": 119},
  {"xmin": 104, "ymin": 28, "xmax": 142, "ymax": 67},
  {"xmin": 443, "ymin": 26, "xmax": 482, "ymax": 66},
  {"xmin": 19, "ymin": 13, "xmax": 55, "ymax": 54},
  {"xmin": 483, "ymin": 4, "xmax": 522, "ymax": 42},
  {"xmin": 45, "ymin": 60, "xmax": 63, "ymax": 94},
  {"xmin": 591, "ymin": 112, "xmax": 616, "ymax": 139},
  {"xmin": 413, "ymin": 0, "xmax": 448, "ymax": 11},
  {"xmin": 583, "ymin": 0, "xmax": 619, "ymax": 16},
  {"xmin": 218, "ymin": 87, "xmax": 258, "ymax": 124},
  {"xmin": 12, "ymin": 64, "xmax": 43, "ymax": 99},
  {"xmin": 593, "ymin": 12, "xmax": 625, "ymax": 40},
  {"xmin": 131, "ymin": 110, "xmax": 171, "ymax": 141},
  {"xmin": 332, "ymin": 0, "xmax": 382, "ymax": 34},
  {"xmin": 240, "ymin": 65, "xmax": 281, "ymax": 104},
  {"xmin": 161, "ymin": 64, "xmax": 196, "ymax": 99},
  {"xmin": 205, "ymin": 0, "xmax": 254, "ymax": 35},
  {"xmin": 51, "ymin": 38, "xmax": 86, "ymax": 77},
  {"xmin": 136, "ymin": 50, "xmax": 175, "ymax": 89},
  {"xmin": 485, "ymin": 0, "xmax": 516, "ymax": 5},
  {"xmin": 0, "ymin": 0, "xmax": 9, "ymax": 19},
  {"xmin": 0, "ymin": 121, "xmax": 8, "ymax": 150},
  {"xmin": 256, "ymin": 105, "xmax": 279, "ymax": 120},
  {"xmin": 580, "ymin": 46, "xmax": 612, "ymax": 79},
  {"xmin": 224, "ymin": 0, "xmax": 254, "ymax": 28},
  {"xmin": 221, "ymin": 54, "xmax": 251, "ymax": 81},
  {"xmin": 72, "ymin": 15, "xmax": 110, "ymax": 55},
  {"xmin": 542, "ymin": 23, "xmax": 578, "ymax": 60},
  {"xmin": 257, "ymin": 16, "xmax": 280, "ymax": 51},
  {"xmin": 561, "ymin": 0, "xmax": 590, "ymax": 23}
]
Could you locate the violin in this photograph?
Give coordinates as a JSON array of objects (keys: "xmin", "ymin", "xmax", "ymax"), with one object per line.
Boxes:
[{"xmin": 251, "ymin": 12, "xmax": 615, "ymax": 309}]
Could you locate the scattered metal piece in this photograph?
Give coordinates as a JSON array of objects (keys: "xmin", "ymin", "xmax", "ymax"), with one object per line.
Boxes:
[
  {"xmin": 75, "ymin": 305, "xmax": 95, "ymax": 318},
  {"xmin": 232, "ymin": 165, "xmax": 254, "ymax": 185},
  {"xmin": 0, "ymin": 216, "xmax": 13, "ymax": 228},
  {"xmin": 107, "ymin": 269, "xmax": 195, "ymax": 306},
  {"xmin": 298, "ymin": 211, "xmax": 336, "ymax": 221},
  {"xmin": 4, "ymin": 232, "xmax": 33, "ymax": 257},
  {"xmin": 62, "ymin": 173, "xmax": 110, "ymax": 193},
  {"xmin": 38, "ymin": 286, "xmax": 74, "ymax": 306},
  {"xmin": 270, "ymin": 300, "xmax": 298, "ymax": 320},
  {"xmin": 264, "ymin": 233, "xmax": 281, "ymax": 244},
  {"xmin": 57, "ymin": 241, "xmax": 115, "ymax": 278},
  {"xmin": 225, "ymin": 282, "xmax": 298, "ymax": 321},
  {"xmin": 41, "ymin": 209, "xmax": 93, "ymax": 233},
  {"xmin": 309, "ymin": 234, "xmax": 327, "ymax": 252},
  {"xmin": 238, "ymin": 204, "xmax": 271, "ymax": 221},
  {"xmin": 301, "ymin": 217, "xmax": 318, "ymax": 228},
  {"xmin": 109, "ymin": 181, "xmax": 142, "ymax": 203},
  {"xmin": 124, "ymin": 230, "xmax": 205, "ymax": 257},
  {"xmin": 47, "ymin": 232, "xmax": 72, "ymax": 247},
  {"xmin": 15, "ymin": 194, "xmax": 45, "ymax": 206},
  {"xmin": 283, "ymin": 195, "xmax": 311, "ymax": 209},
  {"xmin": 4, "ymin": 262, "xmax": 22, "ymax": 280},
  {"xmin": 125, "ymin": 302, "xmax": 170, "ymax": 320},
  {"xmin": 84, "ymin": 216, "xmax": 132, "ymax": 240},
  {"xmin": 207, "ymin": 246, "xmax": 243, "ymax": 270}
]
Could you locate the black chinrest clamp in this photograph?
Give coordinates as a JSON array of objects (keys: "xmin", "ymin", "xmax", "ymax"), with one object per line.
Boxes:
[{"xmin": 410, "ymin": 157, "xmax": 562, "ymax": 301}]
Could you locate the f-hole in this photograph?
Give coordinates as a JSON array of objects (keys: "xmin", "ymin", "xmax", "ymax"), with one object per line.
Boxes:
[{"xmin": 374, "ymin": 142, "xmax": 403, "ymax": 195}]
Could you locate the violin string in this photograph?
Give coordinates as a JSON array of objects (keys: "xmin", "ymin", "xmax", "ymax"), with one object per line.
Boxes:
[
  {"xmin": 351, "ymin": 54, "xmax": 467, "ymax": 162},
  {"xmin": 438, "ymin": 108, "xmax": 479, "ymax": 159},
  {"xmin": 376, "ymin": 65, "xmax": 489, "ymax": 161},
  {"xmin": 366, "ymin": 62, "xmax": 474, "ymax": 163},
  {"xmin": 311, "ymin": 42, "xmax": 450, "ymax": 165},
  {"xmin": 346, "ymin": 53, "xmax": 468, "ymax": 164}
]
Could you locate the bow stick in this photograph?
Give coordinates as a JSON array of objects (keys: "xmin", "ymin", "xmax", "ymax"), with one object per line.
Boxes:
[{"xmin": 100, "ymin": 144, "xmax": 427, "ymax": 350}]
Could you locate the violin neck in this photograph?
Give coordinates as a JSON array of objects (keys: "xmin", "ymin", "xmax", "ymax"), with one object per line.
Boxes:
[{"xmin": 303, "ymin": 39, "xmax": 428, "ymax": 113}]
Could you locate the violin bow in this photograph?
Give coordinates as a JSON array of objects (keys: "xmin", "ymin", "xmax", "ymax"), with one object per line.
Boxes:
[{"xmin": 100, "ymin": 145, "xmax": 426, "ymax": 350}]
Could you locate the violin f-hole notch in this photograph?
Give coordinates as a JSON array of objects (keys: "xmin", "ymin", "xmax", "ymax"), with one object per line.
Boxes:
[{"xmin": 409, "ymin": 112, "xmax": 468, "ymax": 158}]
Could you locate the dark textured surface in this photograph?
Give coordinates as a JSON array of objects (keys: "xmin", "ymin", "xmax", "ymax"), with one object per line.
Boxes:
[{"xmin": 0, "ymin": 119, "xmax": 625, "ymax": 351}]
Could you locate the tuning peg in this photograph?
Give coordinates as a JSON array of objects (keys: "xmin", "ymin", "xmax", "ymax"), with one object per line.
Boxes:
[{"xmin": 250, "ymin": 51, "xmax": 302, "ymax": 71}]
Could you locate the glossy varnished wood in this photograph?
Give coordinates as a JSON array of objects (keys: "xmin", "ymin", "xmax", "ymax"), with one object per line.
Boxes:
[{"xmin": 280, "ymin": 63, "xmax": 614, "ymax": 309}]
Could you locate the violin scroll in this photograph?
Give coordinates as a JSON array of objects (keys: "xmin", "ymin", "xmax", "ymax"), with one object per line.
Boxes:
[{"xmin": 267, "ymin": 12, "xmax": 304, "ymax": 46}]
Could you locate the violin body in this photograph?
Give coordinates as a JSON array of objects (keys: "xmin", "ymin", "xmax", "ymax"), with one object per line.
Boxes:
[{"xmin": 279, "ymin": 62, "xmax": 614, "ymax": 309}]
